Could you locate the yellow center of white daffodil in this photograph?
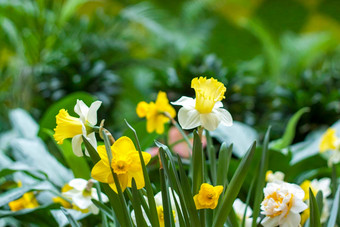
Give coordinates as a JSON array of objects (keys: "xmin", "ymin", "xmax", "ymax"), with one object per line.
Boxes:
[
  {"xmin": 319, "ymin": 128, "xmax": 338, "ymax": 152},
  {"xmin": 263, "ymin": 191, "xmax": 293, "ymax": 218},
  {"xmin": 54, "ymin": 109, "xmax": 84, "ymax": 144},
  {"xmin": 191, "ymin": 77, "xmax": 226, "ymax": 114}
]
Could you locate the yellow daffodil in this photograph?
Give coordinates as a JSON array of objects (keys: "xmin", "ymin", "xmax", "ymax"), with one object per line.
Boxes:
[
  {"xmin": 193, "ymin": 183, "xmax": 223, "ymax": 209},
  {"xmin": 136, "ymin": 91, "xmax": 176, "ymax": 134},
  {"xmin": 300, "ymin": 178, "xmax": 331, "ymax": 224},
  {"xmin": 319, "ymin": 128, "xmax": 340, "ymax": 166},
  {"xmin": 91, "ymin": 136, "xmax": 151, "ymax": 193},
  {"xmin": 172, "ymin": 77, "xmax": 233, "ymax": 131},
  {"xmin": 8, "ymin": 192, "xmax": 39, "ymax": 211},
  {"xmin": 54, "ymin": 100, "xmax": 101, "ymax": 157},
  {"xmin": 261, "ymin": 182, "xmax": 307, "ymax": 227},
  {"xmin": 320, "ymin": 128, "xmax": 337, "ymax": 152}
]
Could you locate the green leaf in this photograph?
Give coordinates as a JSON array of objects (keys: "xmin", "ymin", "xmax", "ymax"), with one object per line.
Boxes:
[
  {"xmin": 43, "ymin": 128, "xmax": 90, "ymax": 179},
  {"xmin": 130, "ymin": 179, "xmax": 148, "ymax": 227},
  {"xmin": 270, "ymin": 107, "xmax": 310, "ymax": 150},
  {"xmin": 252, "ymin": 127, "xmax": 271, "ymax": 226},
  {"xmin": 309, "ymin": 188, "xmax": 321, "ymax": 227},
  {"xmin": 192, "ymin": 130, "xmax": 204, "ymax": 195},
  {"xmin": 39, "ymin": 92, "xmax": 96, "ymax": 139},
  {"xmin": 91, "ymin": 199, "xmax": 114, "ymax": 221},
  {"xmin": 0, "ymin": 164, "xmax": 47, "ymax": 181},
  {"xmin": 327, "ymin": 186, "xmax": 340, "ymax": 227},
  {"xmin": 206, "ymin": 130, "xmax": 217, "ymax": 185},
  {"xmin": 60, "ymin": 207, "xmax": 80, "ymax": 227},
  {"xmin": 216, "ymin": 143, "xmax": 232, "ymax": 187},
  {"xmin": 213, "ymin": 141, "xmax": 257, "ymax": 227},
  {"xmin": 59, "ymin": 0, "xmax": 87, "ymax": 26},
  {"xmin": 125, "ymin": 119, "xmax": 160, "ymax": 227},
  {"xmin": 159, "ymin": 167, "xmax": 175, "ymax": 227}
]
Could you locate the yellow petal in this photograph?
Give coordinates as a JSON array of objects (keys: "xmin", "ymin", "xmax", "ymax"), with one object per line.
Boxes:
[
  {"xmin": 97, "ymin": 145, "xmax": 109, "ymax": 164},
  {"xmin": 53, "ymin": 109, "xmax": 83, "ymax": 144},
  {"xmin": 319, "ymin": 128, "xmax": 337, "ymax": 152},
  {"xmin": 91, "ymin": 160, "xmax": 113, "ymax": 184},
  {"xmin": 112, "ymin": 136, "xmax": 136, "ymax": 154},
  {"xmin": 136, "ymin": 101, "xmax": 150, "ymax": 118},
  {"xmin": 128, "ymin": 171, "xmax": 145, "ymax": 189}
]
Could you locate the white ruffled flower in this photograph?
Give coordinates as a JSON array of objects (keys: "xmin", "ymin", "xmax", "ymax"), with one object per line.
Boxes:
[
  {"xmin": 261, "ymin": 182, "xmax": 308, "ymax": 227},
  {"xmin": 54, "ymin": 99, "xmax": 101, "ymax": 156},
  {"xmin": 171, "ymin": 77, "xmax": 232, "ymax": 131},
  {"xmin": 131, "ymin": 190, "xmax": 180, "ymax": 227},
  {"xmin": 62, "ymin": 178, "xmax": 108, "ymax": 215},
  {"xmin": 233, "ymin": 198, "xmax": 253, "ymax": 227},
  {"xmin": 266, "ymin": 170, "xmax": 285, "ymax": 183}
]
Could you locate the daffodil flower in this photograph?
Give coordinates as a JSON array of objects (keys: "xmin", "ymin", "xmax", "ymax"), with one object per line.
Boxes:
[
  {"xmin": 91, "ymin": 136, "xmax": 151, "ymax": 193},
  {"xmin": 193, "ymin": 183, "xmax": 223, "ymax": 209},
  {"xmin": 300, "ymin": 178, "xmax": 331, "ymax": 224},
  {"xmin": 233, "ymin": 198, "xmax": 253, "ymax": 227},
  {"xmin": 261, "ymin": 182, "xmax": 308, "ymax": 227},
  {"xmin": 265, "ymin": 170, "xmax": 285, "ymax": 183},
  {"xmin": 131, "ymin": 190, "xmax": 180, "ymax": 227},
  {"xmin": 54, "ymin": 99, "xmax": 101, "ymax": 157},
  {"xmin": 319, "ymin": 128, "xmax": 340, "ymax": 166},
  {"xmin": 60, "ymin": 178, "xmax": 108, "ymax": 214},
  {"xmin": 172, "ymin": 77, "xmax": 232, "ymax": 131},
  {"xmin": 8, "ymin": 192, "xmax": 39, "ymax": 211},
  {"xmin": 136, "ymin": 91, "xmax": 176, "ymax": 134}
]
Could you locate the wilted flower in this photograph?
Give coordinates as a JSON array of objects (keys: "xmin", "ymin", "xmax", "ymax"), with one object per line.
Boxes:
[
  {"xmin": 233, "ymin": 198, "xmax": 253, "ymax": 227},
  {"xmin": 136, "ymin": 91, "xmax": 176, "ymax": 134},
  {"xmin": 58, "ymin": 178, "xmax": 108, "ymax": 214},
  {"xmin": 172, "ymin": 77, "xmax": 232, "ymax": 131},
  {"xmin": 91, "ymin": 136, "xmax": 151, "ymax": 193},
  {"xmin": 300, "ymin": 178, "xmax": 331, "ymax": 224},
  {"xmin": 193, "ymin": 183, "xmax": 223, "ymax": 209},
  {"xmin": 131, "ymin": 190, "xmax": 180, "ymax": 227},
  {"xmin": 265, "ymin": 170, "xmax": 285, "ymax": 183},
  {"xmin": 54, "ymin": 100, "xmax": 101, "ymax": 156},
  {"xmin": 261, "ymin": 182, "xmax": 307, "ymax": 227},
  {"xmin": 319, "ymin": 128, "xmax": 340, "ymax": 166}
]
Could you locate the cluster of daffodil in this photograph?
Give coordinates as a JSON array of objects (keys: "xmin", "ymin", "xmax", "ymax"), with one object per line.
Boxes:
[{"xmin": 6, "ymin": 76, "xmax": 339, "ymax": 227}]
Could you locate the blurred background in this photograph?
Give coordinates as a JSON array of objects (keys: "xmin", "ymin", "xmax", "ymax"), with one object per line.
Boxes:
[{"xmin": 1, "ymin": 0, "xmax": 340, "ymax": 142}]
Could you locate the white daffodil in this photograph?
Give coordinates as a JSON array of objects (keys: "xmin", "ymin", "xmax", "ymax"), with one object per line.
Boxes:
[
  {"xmin": 319, "ymin": 128, "xmax": 340, "ymax": 166},
  {"xmin": 171, "ymin": 77, "xmax": 232, "ymax": 131},
  {"xmin": 54, "ymin": 99, "xmax": 101, "ymax": 156},
  {"xmin": 261, "ymin": 182, "xmax": 308, "ymax": 227},
  {"xmin": 265, "ymin": 170, "xmax": 285, "ymax": 183},
  {"xmin": 233, "ymin": 198, "xmax": 253, "ymax": 227},
  {"xmin": 300, "ymin": 178, "xmax": 331, "ymax": 223},
  {"xmin": 131, "ymin": 190, "xmax": 180, "ymax": 227},
  {"xmin": 62, "ymin": 178, "xmax": 108, "ymax": 215}
]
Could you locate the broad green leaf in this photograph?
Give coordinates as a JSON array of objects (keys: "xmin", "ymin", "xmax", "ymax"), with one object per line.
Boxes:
[
  {"xmin": 0, "ymin": 164, "xmax": 47, "ymax": 181},
  {"xmin": 213, "ymin": 141, "xmax": 257, "ymax": 227},
  {"xmin": 159, "ymin": 167, "xmax": 175, "ymax": 227},
  {"xmin": 206, "ymin": 130, "xmax": 217, "ymax": 185},
  {"xmin": 270, "ymin": 107, "xmax": 310, "ymax": 150},
  {"xmin": 309, "ymin": 188, "xmax": 321, "ymax": 227},
  {"xmin": 216, "ymin": 143, "xmax": 232, "ymax": 187},
  {"xmin": 192, "ymin": 130, "xmax": 204, "ymax": 195},
  {"xmin": 91, "ymin": 199, "xmax": 114, "ymax": 221},
  {"xmin": 130, "ymin": 179, "xmax": 148, "ymax": 227}
]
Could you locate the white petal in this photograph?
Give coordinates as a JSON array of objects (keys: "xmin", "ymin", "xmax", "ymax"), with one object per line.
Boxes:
[
  {"xmin": 89, "ymin": 204, "xmax": 99, "ymax": 214},
  {"xmin": 154, "ymin": 191, "xmax": 163, "ymax": 206},
  {"xmin": 280, "ymin": 212, "xmax": 300, "ymax": 227},
  {"xmin": 62, "ymin": 189, "xmax": 79, "ymax": 199},
  {"xmin": 171, "ymin": 96, "xmax": 195, "ymax": 108},
  {"xmin": 214, "ymin": 101, "xmax": 223, "ymax": 108},
  {"xmin": 200, "ymin": 113, "xmax": 220, "ymax": 131},
  {"xmin": 72, "ymin": 193, "xmax": 92, "ymax": 209},
  {"xmin": 261, "ymin": 216, "xmax": 279, "ymax": 227},
  {"xmin": 69, "ymin": 178, "xmax": 87, "ymax": 191},
  {"xmin": 74, "ymin": 100, "xmax": 89, "ymax": 122},
  {"xmin": 214, "ymin": 108, "xmax": 233, "ymax": 127},
  {"xmin": 72, "ymin": 135, "xmax": 84, "ymax": 157},
  {"xmin": 178, "ymin": 107, "xmax": 201, "ymax": 130},
  {"xmin": 290, "ymin": 199, "xmax": 308, "ymax": 213},
  {"xmin": 87, "ymin": 101, "xmax": 102, "ymax": 125}
]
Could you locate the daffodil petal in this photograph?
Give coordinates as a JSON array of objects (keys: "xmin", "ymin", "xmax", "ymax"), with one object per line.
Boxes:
[
  {"xmin": 87, "ymin": 101, "xmax": 102, "ymax": 125},
  {"xmin": 280, "ymin": 212, "xmax": 300, "ymax": 227},
  {"xmin": 261, "ymin": 216, "xmax": 279, "ymax": 227},
  {"xmin": 178, "ymin": 107, "xmax": 201, "ymax": 130},
  {"xmin": 171, "ymin": 96, "xmax": 195, "ymax": 108},
  {"xmin": 128, "ymin": 171, "xmax": 145, "ymax": 189},
  {"xmin": 89, "ymin": 204, "xmax": 100, "ymax": 214},
  {"xmin": 72, "ymin": 134, "xmax": 84, "ymax": 157},
  {"xmin": 97, "ymin": 145, "xmax": 109, "ymax": 164},
  {"xmin": 118, "ymin": 174, "xmax": 129, "ymax": 191},
  {"xmin": 214, "ymin": 101, "xmax": 223, "ymax": 108},
  {"xmin": 112, "ymin": 136, "xmax": 136, "ymax": 154},
  {"xmin": 154, "ymin": 191, "xmax": 163, "ymax": 206},
  {"xmin": 69, "ymin": 178, "xmax": 87, "ymax": 191},
  {"xmin": 91, "ymin": 161, "xmax": 112, "ymax": 183},
  {"xmin": 85, "ymin": 132, "xmax": 97, "ymax": 157},
  {"xmin": 200, "ymin": 112, "xmax": 220, "ymax": 131},
  {"xmin": 72, "ymin": 193, "xmax": 92, "ymax": 209},
  {"xmin": 74, "ymin": 99, "xmax": 89, "ymax": 122},
  {"xmin": 215, "ymin": 108, "xmax": 233, "ymax": 127}
]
